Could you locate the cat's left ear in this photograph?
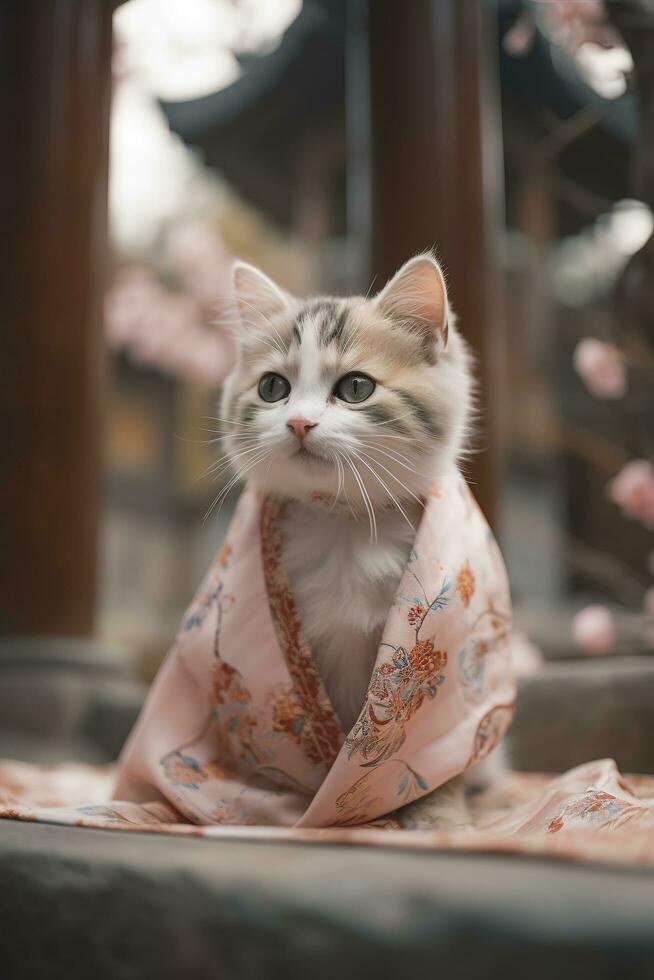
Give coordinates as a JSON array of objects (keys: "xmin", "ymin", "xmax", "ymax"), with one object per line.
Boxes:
[
  {"xmin": 232, "ymin": 261, "xmax": 293, "ymax": 330},
  {"xmin": 375, "ymin": 254, "xmax": 449, "ymax": 349}
]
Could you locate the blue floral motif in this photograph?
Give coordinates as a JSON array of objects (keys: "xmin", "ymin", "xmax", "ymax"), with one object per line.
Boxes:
[{"xmin": 397, "ymin": 763, "xmax": 429, "ymax": 801}]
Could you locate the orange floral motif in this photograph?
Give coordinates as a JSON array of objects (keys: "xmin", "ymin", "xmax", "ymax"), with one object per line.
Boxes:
[
  {"xmin": 271, "ymin": 688, "xmax": 306, "ymax": 742},
  {"xmin": 407, "ymin": 604, "xmax": 425, "ymax": 626},
  {"xmin": 467, "ymin": 703, "xmax": 515, "ymax": 768},
  {"xmin": 216, "ymin": 542, "xmax": 232, "ymax": 568},
  {"xmin": 212, "ymin": 660, "xmax": 250, "ymax": 707},
  {"xmin": 260, "ymin": 497, "xmax": 343, "ymax": 768},
  {"xmin": 203, "ymin": 758, "xmax": 234, "ymax": 781},
  {"xmin": 546, "ymin": 791, "xmax": 636, "ymax": 834},
  {"xmin": 457, "ymin": 561, "xmax": 475, "ymax": 608},
  {"xmin": 345, "ymin": 570, "xmax": 452, "ymax": 767},
  {"xmin": 346, "ymin": 643, "xmax": 448, "ymax": 766},
  {"xmin": 409, "ymin": 639, "xmax": 446, "ymax": 680}
]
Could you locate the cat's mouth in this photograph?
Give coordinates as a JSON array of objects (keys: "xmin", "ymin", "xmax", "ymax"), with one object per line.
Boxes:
[{"xmin": 292, "ymin": 445, "xmax": 328, "ymax": 465}]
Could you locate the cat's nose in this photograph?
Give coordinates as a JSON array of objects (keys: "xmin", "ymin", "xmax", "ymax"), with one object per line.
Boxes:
[{"xmin": 287, "ymin": 418, "xmax": 317, "ymax": 441}]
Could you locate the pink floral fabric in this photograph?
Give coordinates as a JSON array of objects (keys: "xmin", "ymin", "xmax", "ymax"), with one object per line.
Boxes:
[
  {"xmin": 114, "ymin": 470, "xmax": 516, "ymax": 827},
  {"xmin": 2, "ymin": 471, "xmax": 654, "ymax": 868}
]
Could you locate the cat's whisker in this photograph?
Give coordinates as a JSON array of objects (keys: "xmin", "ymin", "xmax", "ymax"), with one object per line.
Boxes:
[
  {"xmin": 367, "ymin": 411, "xmax": 414, "ymax": 428},
  {"xmin": 201, "ymin": 442, "xmax": 264, "ymax": 483},
  {"xmin": 175, "ymin": 433, "xmax": 233, "ymax": 447},
  {"xmin": 195, "ymin": 433, "xmax": 253, "ymax": 447},
  {"xmin": 356, "ymin": 448, "xmax": 425, "ymax": 510},
  {"xmin": 357, "ymin": 432, "xmax": 413, "ymax": 442},
  {"xmin": 333, "ymin": 450, "xmax": 345, "ymax": 505},
  {"xmin": 357, "ymin": 441, "xmax": 430, "ymax": 482},
  {"xmin": 351, "ymin": 449, "xmax": 416, "ymax": 533},
  {"xmin": 364, "ymin": 274, "xmax": 378, "ymax": 300},
  {"xmin": 357, "ymin": 439, "xmax": 416, "ymax": 469},
  {"xmin": 342, "ymin": 449, "xmax": 377, "ymax": 543},
  {"xmin": 334, "ymin": 450, "xmax": 358, "ymax": 523},
  {"xmin": 202, "ymin": 416, "xmax": 260, "ymax": 429},
  {"xmin": 203, "ymin": 448, "xmax": 271, "ymax": 524}
]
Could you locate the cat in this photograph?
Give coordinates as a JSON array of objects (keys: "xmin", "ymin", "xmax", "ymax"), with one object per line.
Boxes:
[{"xmin": 220, "ymin": 253, "xmax": 493, "ymax": 829}]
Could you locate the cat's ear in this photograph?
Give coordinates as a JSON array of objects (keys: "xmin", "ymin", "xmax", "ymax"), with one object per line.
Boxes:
[
  {"xmin": 232, "ymin": 261, "xmax": 292, "ymax": 328},
  {"xmin": 375, "ymin": 254, "xmax": 449, "ymax": 348}
]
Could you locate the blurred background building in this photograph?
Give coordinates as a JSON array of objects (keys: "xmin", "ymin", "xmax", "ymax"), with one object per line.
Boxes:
[{"xmin": 2, "ymin": 0, "xmax": 653, "ymax": 684}]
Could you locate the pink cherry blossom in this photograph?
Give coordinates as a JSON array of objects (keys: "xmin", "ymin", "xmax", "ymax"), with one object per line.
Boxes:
[
  {"xmin": 104, "ymin": 265, "xmax": 235, "ymax": 384},
  {"xmin": 572, "ymin": 605, "xmax": 617, "ymax": 655},
  {"xmin": 572, "ymin": 338, "xmax": 627, "ymax": 399},
  {"xmin": 503, "ymin": 13, "xmax": 535, "ymax": 56},
  {"xmin": 166, "ymin": 220, "xmax": 232, "ymax": 310},
  {"xmin": 607, "ymin": 460, "xmax": 654, "ymax": 530},
  {"xmin": 540, "ymin": 1, "xmax": 620, "ymax": 54}
]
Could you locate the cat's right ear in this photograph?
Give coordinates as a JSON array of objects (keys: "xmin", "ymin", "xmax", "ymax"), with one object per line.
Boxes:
[{"xmin": 232, "ymin": 261, "xmax": 291, "ymax": 329}]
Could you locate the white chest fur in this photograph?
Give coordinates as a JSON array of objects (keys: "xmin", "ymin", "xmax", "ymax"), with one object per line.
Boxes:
[{"xmin": 279, "ymin": 501, "xmax": 419, "ymax": 732}]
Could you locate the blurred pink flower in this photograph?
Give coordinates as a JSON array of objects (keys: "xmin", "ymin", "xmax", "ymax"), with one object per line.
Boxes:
[
  {"xmin": 540, "ymin": 1, "xmax": 619, "ymax": 54},
  {"xmin": 607, "ymin": 460, "xmax": 654, "ymax": 530},
  {"xmin": 573, "ymin": 338, "xmax": 627, "ymax": 399},
  {"xmin": 572, "ymin": 605, "xmax": 617, "ymax": 656},
  {"xmin": 104, "ymin": 268, "xmax": 163, "ymax": 347},
  {"xmin": 503, "ymin": 12, "xmax": 536, "ymax": 56},
  {"xmin": 104, "ymin": 265, "xmax": 235, "ymax": 384},
  {"xmin": 510, "ymin": 630, "xmax": 544, "ymax": 677},
  {"xmin": 167, "ymin": 221, "xmax": 232, "ymax": 310}
]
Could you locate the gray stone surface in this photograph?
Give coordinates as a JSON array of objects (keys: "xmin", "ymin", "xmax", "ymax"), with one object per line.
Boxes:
[
  {"xmin": 507, "ymin": 656, "xmax": 654, "ymax": 773},
  {"xmin": 0, "ymin": 637, "xmax": 144, "ymax": 763},
  {"xmin": 2, "ymin": 820, "xmax": 654, "ymax": 980}
]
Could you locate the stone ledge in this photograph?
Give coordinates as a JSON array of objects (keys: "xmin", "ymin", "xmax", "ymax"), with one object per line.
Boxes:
[
  {"xmin": 507, "ymin": 656, "xmax": 654, "ymax": 773},
  {"xmin": 0, "ymin": 637, "xmax": 144, "ymax": 763},
  {"xmin": 1, "ymin": 820, "xmax": 654, "ymax": 980}
]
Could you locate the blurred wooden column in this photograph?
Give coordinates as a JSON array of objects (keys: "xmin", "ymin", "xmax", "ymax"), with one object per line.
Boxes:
[
  {"xmin": 352, "ymin": 0, "xmax": 506, "ymax": 526},
  {"xmin": 0, "ymin": 2, "xmax": 114, "ymax": 635}
]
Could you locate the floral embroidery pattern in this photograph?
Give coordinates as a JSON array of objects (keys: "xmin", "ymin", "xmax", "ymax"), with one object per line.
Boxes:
[
  {"xmin": 458, "ymin": 604, "xmax": 512, "ymax": 700},
  {"xmin": 335, "ymin": 760, "xmax": 429, "ymax": 825},
  {"xmin": 162, "ymin": 546, "xmax": 301, "ymax": 793},
  {"xmin": 162, "ymin": 754, "xmax": 209, "ymax": 789},
  {"xmin": 260, "ymin": 496, "xmax": 343, "ymax": 768},
  {"xmin": 345, "ymin": 572, "xmax": 450, "ymax": 767},
  {"xmin": 271, "ymin": 684, "xmax": 307, "ymax": 743},
  {"xmin": 216, "ymin": 542, "xmax": 232, "ymax": 568},
  {"xmin": 547, "ymin": 791, "xmax": 637, "ymax": 834},
  {"xmin": 467, "ymin": 703, "xmax": 515, "ymax": 768}
]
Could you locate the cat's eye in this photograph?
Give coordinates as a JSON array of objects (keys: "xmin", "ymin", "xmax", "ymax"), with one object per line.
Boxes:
[
  {"xmin": 258, "ymin": 372, "xmax": 291, "ymax": 403},
  {"xmin": 334, "ymin": 373, "xmax": 376, "ymax": 404}
]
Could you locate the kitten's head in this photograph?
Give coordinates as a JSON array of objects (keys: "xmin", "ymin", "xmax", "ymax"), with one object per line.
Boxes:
[{"xmin": 220, "ymin": 254, "xmax": 473, "ymax": 509}]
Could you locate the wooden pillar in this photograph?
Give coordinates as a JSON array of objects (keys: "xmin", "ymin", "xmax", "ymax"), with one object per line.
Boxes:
[
  {"xmin": 0, "ymin": 2, "xmax": 114, "ymax": 635},
  {"xmin": 362, "ymin": 0, "xmax": 505, "ymax": 525}
]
